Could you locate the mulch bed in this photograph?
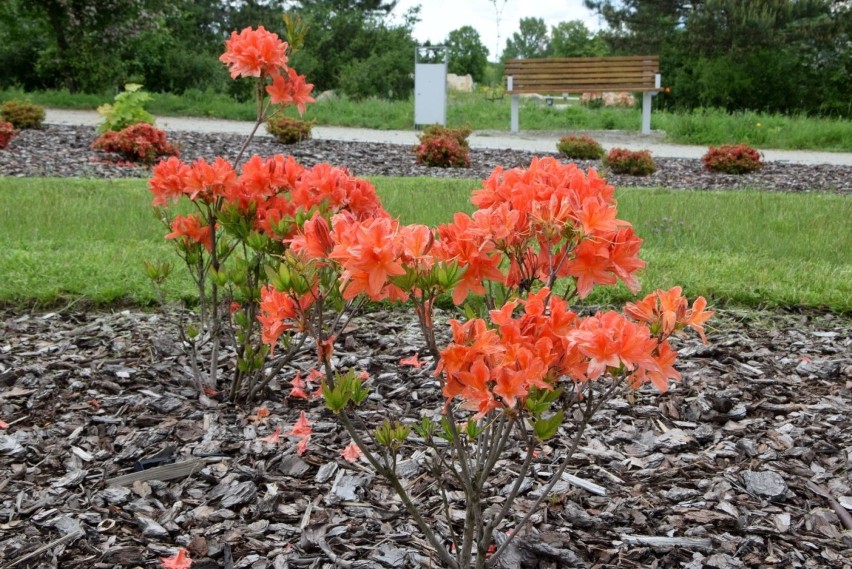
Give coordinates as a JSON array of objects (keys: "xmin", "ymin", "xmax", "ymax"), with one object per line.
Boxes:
[
  {"xmin": 1, "ymin": 124, "xmax": 851, "ymax": 568},
  {"xmin": 2, "ymin": 307, "xmax": 850, "ymax": 568},
  {"xmin": 0, "ymin": 125, "xmax": 850, "ymax": 194}
]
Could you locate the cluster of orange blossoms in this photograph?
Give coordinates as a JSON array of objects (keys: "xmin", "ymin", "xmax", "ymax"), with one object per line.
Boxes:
[
  {"xmin": 219, "ymin": 26, "xmax": 314, "ymax": 113},
  {"xmin": 152, "ymin": 27, "xmax": 713, "ymax": 419}
]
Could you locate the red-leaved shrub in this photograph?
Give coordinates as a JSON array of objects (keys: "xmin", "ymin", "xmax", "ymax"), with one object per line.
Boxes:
[
  {"xmin": 702, "ymin": 143, "xmax": 763, "ymax": 174},
  {"xmin": 414, "ymin": 124, "xmax": 471, "ymax": 168},
  {"xmin": 0, "ymin": 121, "xmax": 15, "ymax": 149},
  {"xmin": 604, "ymin": 147, "xmax": 656, "ymax": 176},
  {"xmin": 92, "ymin": 123, "xmax": 179, "ymax": 165}
]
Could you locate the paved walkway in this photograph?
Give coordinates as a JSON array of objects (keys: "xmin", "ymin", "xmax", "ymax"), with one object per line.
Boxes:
[{"xmin": 46, "ymin": 109, "xmax": 852, "ymax": 167}]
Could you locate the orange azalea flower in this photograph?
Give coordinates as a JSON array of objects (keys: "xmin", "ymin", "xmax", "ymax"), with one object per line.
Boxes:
[
  {"xmin": 684, "ymin": 296, "xmax": 714, "ymax": 343},
  {"xmin": 289, "ymin": 212, "xmax": 334, "ymax": 259},
  {"xmin": 160, "ymin": 548, "xmax": 192, "ymax": 569},
  {"xmin": 288, "ymin": 410, "xmax": 313, "ymax": 437},
  {"xmin": 607, "ymin": 227, "xmax": 645, "ymax": 293},
  {"xmin": 340, "ymin": 442, "xmax": 363, "ymax": 462},
  {"xmin": 220, "ymin": 26, "xmax": 289, "ymax": 79},
  {"xmin": 564, "ymin": 240, "xmax": 616, "ymax": 299},
  {"xmin": 399, "ymin": 353, "xmax": 424, "ymax": 368},
  {"xmin": 165, "ymin": 214, "xmax": 214, "ymax": 252},
  {"xmin": 184, "ymin": 157, "xmax": 236, "ymax": 202},
  {"xmin": 492, "ymin": 367, "xmax": 528, "ymax": 409},
  {"xmin": 266, "ymin": 68, "xmax": 315, "ymax": 115},
  {"xmin": 258, "ymin": 286, "xmax": 299, "ymax": 348},
  {"xmin": 576, "ymin": 196, "xmax": 620, "ymax": 236},
  {"xmin": 149, "ymin": 156, "xmax": 190, "ymax": 206}
]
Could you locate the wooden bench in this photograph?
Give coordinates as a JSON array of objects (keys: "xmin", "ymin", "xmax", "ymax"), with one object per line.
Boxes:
[{"xmin": 504, "ymin": 55, "xmax": 661, "ymax": 134}]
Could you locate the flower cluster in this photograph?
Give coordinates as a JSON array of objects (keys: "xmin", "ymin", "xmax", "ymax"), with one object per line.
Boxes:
[
  {"xmin": 604, "ymin": 147, "xmax": 657, "ymax": 176},
  {"xmin": 0, "ymin": 121, "xmax": 15, "ymax": 150},
  {"xmin": 702, "ymin": 143, "xmax": 764, "ymax": 174},
  {"xmin": 556, "ymin": 134, "xmax": 605, "ymax": 160},
  {"xmin": 439, "ymin": 285, "xmax": 711, "ymax": 416},
  {"xmin": 414, "ymin": 124, "xmax": 471, "ymax": 168},
  {"xmin": 219, "ymin": 26, "xmax": 314, "ymax": 113},
  {"xmin": 92, "ymin": 123, "xmax": 179, "ymax": 165}
]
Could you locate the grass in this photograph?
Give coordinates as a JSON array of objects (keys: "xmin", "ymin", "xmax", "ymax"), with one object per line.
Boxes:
[
  {"xmin": 4, "ymin": 87, "xmax": 852, "ymax": 151},
  {"xmin": 1, "ymin": 177, "xmax": 849, "ymax": 313}
]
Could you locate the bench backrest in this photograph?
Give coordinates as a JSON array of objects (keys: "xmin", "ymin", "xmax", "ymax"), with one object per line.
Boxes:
[{"xmin": 504, "ymin": 56, "xmax": 660, "ymax": 94}]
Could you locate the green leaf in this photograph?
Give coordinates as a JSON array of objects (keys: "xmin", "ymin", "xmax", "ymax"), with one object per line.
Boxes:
[{"xmin": 532, "ymin": 410, "xmax": 564, "ymax": 441}]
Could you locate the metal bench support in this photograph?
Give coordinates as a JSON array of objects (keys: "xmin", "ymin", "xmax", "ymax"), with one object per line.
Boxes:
[{"xmin": 509, "ymin": 77, "xmax": 519, "ymax": 132}]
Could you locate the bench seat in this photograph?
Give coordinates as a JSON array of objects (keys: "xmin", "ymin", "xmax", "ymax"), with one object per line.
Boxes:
[{"xmin": 504, "ymin": 56, "xmax": 661, "ymax": 134}]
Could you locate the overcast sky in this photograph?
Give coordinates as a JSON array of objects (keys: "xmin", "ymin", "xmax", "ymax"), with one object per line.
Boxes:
[{"xmin": 389, "ymin": 0, "xmax": 603, "ymax": 61}]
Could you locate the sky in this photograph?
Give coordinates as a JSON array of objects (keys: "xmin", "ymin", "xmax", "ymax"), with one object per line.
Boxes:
[{"xmin": 389, "ymin": 0, "xmax": 603, "ymax": 61}]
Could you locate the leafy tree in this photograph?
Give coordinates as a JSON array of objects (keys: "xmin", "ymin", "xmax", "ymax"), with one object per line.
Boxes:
[
  {"xmin": 288, "ymin": 1, "xmax": 418, "ymax": 99},
  {"xmin": 502, "ymin": 17, "xmax": 550, "ymax": 60},
  {"xmin": 549, "ymin": 20, "xmax": 609, "ymax": 57},
  {"xmin": 445, "ymin": 26, "xmax": 489, "ymax": 82}
]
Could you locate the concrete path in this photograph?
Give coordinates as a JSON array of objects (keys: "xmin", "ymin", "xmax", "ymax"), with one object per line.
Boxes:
[{"xmin": 45, "ymin": 108, "xmax": 852, "ymax": 167}]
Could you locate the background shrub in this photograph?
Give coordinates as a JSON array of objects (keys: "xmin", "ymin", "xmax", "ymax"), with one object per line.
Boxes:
[
  {"xmin": 97, "ymin": 84, "xmax": 155, "ymax": 133},
  {"xmin": 0, "ymin": 121, "xmax": 15, "ymax": 149},
  {"xmin": 91, "ymin": 123, "xmax": 178, "ymax": 165},
  {"xmin": 556, "ymin": 134, "xmax": 605, "ymax": 160},
  {"xmin": 702, "ymin": 143, "xmax": 763, "ymax": 174},
  {"xmin": 266, "ymin": 115, "xmax": 314, "ymax": 144},
  {"xmin": 414, "ymin": 125, "xmax": 471, "ymax": 168},
  {"xmin": 0, "ymin": 100, "xmax": 45, "ymax": 129},
  {"xmin": 604, "ymin": 148, "xmax": 656, "ymax": 176}
]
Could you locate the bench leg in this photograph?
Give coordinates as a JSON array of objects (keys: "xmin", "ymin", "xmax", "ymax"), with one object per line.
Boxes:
[
  {"xmin": 511, "ymin": 94, "xmax": 519, "ymax": 132},
  {"xmin": 641, "ymin": 92, "xmax": 653, "ymax": 135}
]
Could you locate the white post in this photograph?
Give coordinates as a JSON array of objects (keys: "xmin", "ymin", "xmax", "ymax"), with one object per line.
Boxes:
[
  {"xmin": 511, "ymin": 95, "xmax": 519, "ymax": 132},
  {"xmin": 508, "ymin": 76, "xmax": 519, "ymax": 132},
  {"xmin": 641, "ymin": 92, "xmax": 652, "ymax": 135}
]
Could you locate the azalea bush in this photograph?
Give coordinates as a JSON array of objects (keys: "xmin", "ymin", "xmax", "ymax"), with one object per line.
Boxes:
[
  {"xmin": 604, "ymin": 147, "xmax": 657, "ymax": 176},
  {"xmin": 702, "ymin": 143, "xmax": 764, "ymax": 174},
  {"xmin": 266, "ymin": 115, "xmax": 313, "ymax": 144},
  {"xmin": 0, "ymin": 99, "xmax": 44, "ymax": 129},
  {"xmin": 151, "ymin": 26, "xmax": 712, "ymax": 569},
  {"xmin": 556, "ymin": 134, "xmax": 605, "ymax": 160},
  {"xmin": 0, "ymin": 121, "xmax": 14, "ymax": 149},
  {"xmin": 92, "ymin": 123, "xmax": 179, "ymax": 165},
  {"xmin": 414, "ymin": 124, "xmax": 471, "ymax": 168},
  {"xmin": 96, "ymin": 83, "xmax": 155, "ymax": 133}
]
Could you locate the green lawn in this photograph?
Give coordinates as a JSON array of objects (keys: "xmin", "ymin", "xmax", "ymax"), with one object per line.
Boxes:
[{"xmin": 1, "ymin": 177, "xmax": 849, "ymax": 312}]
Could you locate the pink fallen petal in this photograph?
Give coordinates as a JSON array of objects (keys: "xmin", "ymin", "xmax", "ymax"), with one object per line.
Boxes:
[
  {"xmin": 399, "ymin": 353, "xmax": 424, "ymax": 368},
  {"xmin": 296, "ymin": 435, "xmax": 310, "ymax": 456},
  {"xmin": 260, "ymin": 427, "xmax": 281, "ymax": 444},
  {"xmin": 340, "ymin": 442, "xmax": 362, "ymax": 462},
  {"xmin": 288, "ymin": 410, "xmax": 313, "ymax": 437},
  {"xmin": 160, "ymin": 547, "xmax": 192, "ymax": 569}
]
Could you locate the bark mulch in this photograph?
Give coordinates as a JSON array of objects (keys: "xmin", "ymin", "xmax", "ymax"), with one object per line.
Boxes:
[{"xmin": 1, "ymin": 307, "xmax": 850, "ymax": 568}]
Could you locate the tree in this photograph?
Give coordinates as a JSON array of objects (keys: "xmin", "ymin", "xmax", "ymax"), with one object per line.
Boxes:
[
  {"xmin": 287, "ymin": 1, "xmax": 419, "ymax": 99},
  {"xmin": 445, "ymin": 26, "xmax": 489, "ymax": 82},
  {"xmin": 549, "ymin": 20, "xmax": 609, "ymax": 57},
  {"xmin": 502, "ymin": 17, "xmax": 550, "ymax": 60}
]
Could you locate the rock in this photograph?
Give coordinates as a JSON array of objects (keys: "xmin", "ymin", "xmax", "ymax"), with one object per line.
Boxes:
[
  {"xmin": 447, "ymin": 73, "xmax": 474, "ymax": 93},
  {"xmin": 743, "ymin": 470, "xmax": 788, "ymax": 500},
  {"xmin": 136, "ymin": 514, "xmax": 169, "ymax": 537}
]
